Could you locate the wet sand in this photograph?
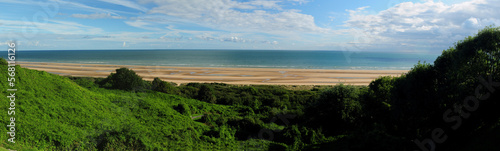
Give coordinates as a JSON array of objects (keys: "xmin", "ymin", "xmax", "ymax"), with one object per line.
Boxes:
[{"xmin": 19, "ymin": 62, "xmax": 407, "ymax": 86}]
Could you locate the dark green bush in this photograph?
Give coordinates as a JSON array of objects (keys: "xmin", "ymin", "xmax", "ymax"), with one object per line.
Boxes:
[
  {"xmin": 364, "ymin": 76, "xmax": 394, "ymax": 123},
  {"xmin": 103, "ymin": 67, "xmax": 146, "ymax": 91},
  {"xmin": 197, "ymin": 84, "xmax": 217, "ymax": 103},
  {"xmin": 152, "ymin": 77, "xmax": 179, "ymax": 94},
  {"xmin": 318, "ymin": 84, "xmax": 362, "ymax": 124},
  {"xmin": 0, "ymin": 57, "xmax": 7, "ymax": 65},
  {"xmin": 71, "ymin": 77, "xmax": 99, "ymax": 89},
  {"xmin": 174, "ymin": 103, "xmax": 191, "ymax": 116},
  {"xmin": 304, "ymin": 84, "xmax": 363, "ymax": 135}
]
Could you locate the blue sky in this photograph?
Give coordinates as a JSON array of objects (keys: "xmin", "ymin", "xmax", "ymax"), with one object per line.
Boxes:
[{"xmin": 0, "ymin": 0, "xmax": 498, "ymax": 52}]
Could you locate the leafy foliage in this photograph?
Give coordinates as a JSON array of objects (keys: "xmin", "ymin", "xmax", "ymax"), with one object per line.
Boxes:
[
  {"xmin": 0, "ymin": 58, "xmax": 7, "ymax": 65},
  {"xmin": 102, "ymin": 67, "xmax": 148, "ymax": 91},
  {"xmin": 152, "ymin": 77, "xmax": 179, "ymax": 94},
  {"xmin": 197, "ymin": 84, "xmax": 217, "ymax": 104},
  {"xmin": 305, "ymin": 84, "xmax": 363, "ymax": 136},
  {"xmin": 2, "ymin": 26, "xmax": 500, "ymax": 151}
]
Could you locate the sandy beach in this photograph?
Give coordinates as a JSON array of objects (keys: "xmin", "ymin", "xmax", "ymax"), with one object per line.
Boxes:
[{"xmin": 19, "ymin": 62, "xmax": 407, "ymax": 86}]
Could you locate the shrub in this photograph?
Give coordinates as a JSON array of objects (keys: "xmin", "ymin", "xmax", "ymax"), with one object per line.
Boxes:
[
  {"xmin": 0, "ymin": 57, "xmax": 7, "ymax": 65},
  {"xmin": 152, "ymin": 77, "xmax": 178, "ymax": 94},
  {"xmin": 318, "ymin": 84, "xmax": 362, "ymax": 123},
  {"xmin": 305, "ymin": 84, "xmax": 362, "ymax": 135},
  {"xmin": 104, "ymin": 68, "xmax": 145, "ymax": 91},
  {"xmin": 364, "ymin": 76, "xmax": 394, "ymax": 122},
  {"xmin": 384, "ymin": 26, "xmax": 500, "ymax": 143},
  {"xmin": 72, "ymin": 77, "xmax": 99, "ymax": 89},
  {"xmin": 368, "ymin": 76, "xmax": 394, "ymax": 103},
  {"xmin": 197, "ymin": 84, "xmax": 217, "ymax": 103},
  {"xmin": 174, "ymin": 103, "xmax": 191, "ymax": 116}
]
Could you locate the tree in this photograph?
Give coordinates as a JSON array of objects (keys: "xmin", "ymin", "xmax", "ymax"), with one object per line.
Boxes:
[
  {"xmin": 197, "ymin": 84, "xmax": 217, "ymax": 103},
  {"xmin": 105, "ymin": 67, "xmax": 145, "ymax": 91},
  {"xmin": 364, "ymin": 76, "xmax": 394, "ymax": 123},
  {"xmin": 318, "ymin": 84, "xmax": 362, "ymax": 124},
  {"xmin": 152, "ymin": 77, "xmax": 178, "ymax": 94},
  {"xmin": 306, "ymin": 84, "xmax": 362, "ymax": 135},
  {"xmin": 384, "ymin": 26, "xmax": 500, "ymax": 145}
]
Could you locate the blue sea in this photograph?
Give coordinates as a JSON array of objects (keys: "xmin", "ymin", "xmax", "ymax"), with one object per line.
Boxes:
[{"xmin": 10, "ymin": 50, "xmax": 439, "ymax": 70}]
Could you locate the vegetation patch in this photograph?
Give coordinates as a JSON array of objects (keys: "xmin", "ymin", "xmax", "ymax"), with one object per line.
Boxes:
[{"xmin": 1, "ymin": 27, "xmax": 499, "ymax": 150}]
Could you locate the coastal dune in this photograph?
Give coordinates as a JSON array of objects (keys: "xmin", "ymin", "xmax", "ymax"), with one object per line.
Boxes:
[{"xmin": 19, "ymin": 62, "xmax": 407, "ymax": 85}]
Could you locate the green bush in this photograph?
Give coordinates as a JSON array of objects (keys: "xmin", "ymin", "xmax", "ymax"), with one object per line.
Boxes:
[
  {"xmin": 304, "ymin": 84, "xmax": 363, "ymax": 135},
  {"xmin": 370, "ymin": 26, "xmax": 500, "ymax": 147},
  {"xmin": 174, "ymin": 103, "xmax": 191, "ymax": 116},
  {"xmin": 152, "ymin": 77, "xmax": 179, "ymax": 94},
  {"xmin": 104, "ymin": 68, "xmax": 146, "ymax": 91},
  {"xmin": 364, "ymin": 76, "xmax": 394, "ymax": 123},
  {"xmin": 0, "ymin": 57, "xmax": 7, "ymax": 65},
  {"xmin": 318, "ymin": 84, "xmax": 362, "ymax": 124},
  {"xmin": 70, "ymin": 77, "xmax": 99, "ymax": 89},
  {"xmin": 197, "ymin": 84, "xmax": 217, "ymax": 103}
]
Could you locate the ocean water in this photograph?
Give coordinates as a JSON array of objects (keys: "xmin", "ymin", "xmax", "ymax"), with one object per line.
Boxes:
[{"xmin": 10, "ymin": 50, "xmax": 439, "ymax": 70}]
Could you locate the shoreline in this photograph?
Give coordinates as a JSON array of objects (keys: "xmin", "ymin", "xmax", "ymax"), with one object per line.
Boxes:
[{"xmin": 18, "ymin": 61, "xmax": 408, "ymax": 86}]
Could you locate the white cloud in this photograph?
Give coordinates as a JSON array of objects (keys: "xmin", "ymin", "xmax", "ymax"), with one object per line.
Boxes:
[
  {"xmin": 139, "ymin": 0, "xmax": 328, "ymax": 34},
  {"xmin": 124, "ymin": 20, "xmax": 163, "ymax": 31},
  {"xmin": 53, "ymin": 0, "xmax": 120, "ymax": 16},
  {"xmin": 243, "ymin": 0, "xmax": 282, "ymax": 9},
  {"xmin": 0, "ymin": 0, "xmax": 37, "ymax": 5},
  {"xmin": 0, "ymin": 19, "xmax": 104, "ymax": 35},
  {"xmin": 288, "ymin": 0, "xmax": 309, "ymax": 5},
  {"xmin": 98, "ymin": 0, "xmax": 148, "ymax": 12},
  {"xmin": 71, "ymin": 13, "xmax": 126, "ymax": 19},
  {"xmin": 462, "ymin": 17, "xmax": 481, "ymax": 29},
  {"xmin": 46, "ymin": 20, "xmax": 104, "ymax": 35},
  {"xmin": 343, "ymin": 0, "xmax": 500, "ymax": 51}
]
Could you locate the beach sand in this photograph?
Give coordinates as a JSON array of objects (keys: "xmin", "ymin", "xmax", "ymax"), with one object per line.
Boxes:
[{"xmin": 19, "ymin": 62, "xmax": 407, "ymax": 86}]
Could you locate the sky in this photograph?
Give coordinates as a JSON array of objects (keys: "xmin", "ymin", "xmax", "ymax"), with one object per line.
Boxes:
[{"xmin": 0, "ymin": 0, "xmax": 499, "ymax": 53}]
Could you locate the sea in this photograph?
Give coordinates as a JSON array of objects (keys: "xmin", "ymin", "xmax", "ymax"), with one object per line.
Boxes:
[{"xmin": 9, "ymin": 50, "xmax": 440, "ymax": 70}]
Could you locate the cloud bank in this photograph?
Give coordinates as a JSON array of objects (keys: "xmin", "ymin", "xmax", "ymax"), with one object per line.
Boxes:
[
  {"xmin": 140, "ymin": 0, "xmax": 328, "ymax": 33},
  {"xmin": 1, "ymin": 0, "xmax": 500, "ymax": 51},
  {"xmin": 343, "ymin": 0, "xmax": 500, "ymax": 51}
]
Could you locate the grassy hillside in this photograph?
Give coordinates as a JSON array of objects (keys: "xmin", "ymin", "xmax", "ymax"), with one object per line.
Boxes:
[
  {"xmin": 0, "ymin": 64, "xmax": 268, "ymax": 150},
  {"xmin": 0, "ymin": 26, "xmax": 499, "ymax": 150}
]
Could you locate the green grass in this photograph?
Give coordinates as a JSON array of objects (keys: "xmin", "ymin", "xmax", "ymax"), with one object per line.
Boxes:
[
  {"xmin": 1, "ymin": 26, "xmax": 499, "ymax": 150},
  {"xmin": 0, "ymin": 147, "xmax": 13, "ymax": 151},
  {"xmin": 0, "ymin": 65, "xmax": 264, "ymax": 150}
]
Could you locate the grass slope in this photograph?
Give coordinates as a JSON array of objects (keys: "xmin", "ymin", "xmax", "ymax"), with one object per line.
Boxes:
[
  {"xmin": 1, "ymin": 26, "xmax": 499, "ymax": 150},
  {"xmin": 0, "ymin": 65, "xmax": 265, "ymax": 150}
]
